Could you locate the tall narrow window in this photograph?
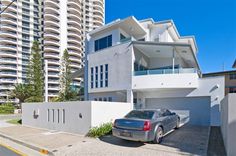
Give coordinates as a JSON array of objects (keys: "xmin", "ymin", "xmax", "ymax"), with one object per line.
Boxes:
[
  {"xmin": 108, "ymin": 97, "xmax": 112, "ymax": 102},
  {"xmin": 95, "ymin": 66, "xmax": 98, "ymax": 88},
  {"xmin": 52, "ymin": 109, "xmax": 55, "ymax": 123},
  {"xmin": 100, "ymin": 65, "xmax": 103, "ymax": 87},
  {"xmin": 62, "ymin": 109, "xmax": 65, "ymax": 124},
  {"xmin": 57, "ymin": 109, "xmax": 60, "ymax": 123},
  {"xmin": 105, "ymin": 64, "xmax": 108, "ymax": 87},
  {"xmin": 47, "ymin": 109, "xmax": 50, "ymax": 122},
  {"xmin": 91, "ymin": 67, "xmax": 94, "ymax": 89}
]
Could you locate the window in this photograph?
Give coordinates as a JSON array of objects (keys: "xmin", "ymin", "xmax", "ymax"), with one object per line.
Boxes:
[
  {"xmin": 120, "ymin": 33, "xmax": 126, "ymax": 40},
  {"xmin": 125, "ymin": 110, "xmax": 155, "ymax": 120},
  {"xmin": 229, "ymin": 87, "xmax": 236, "ymax": 93},
  {"xmin": 138, "ymin": 38, "xmax": 145, "ymax": 41},
  {"xmin": 22, "ymin": 34, "xmax": 29, "ymax": 40},
  {"xmin": 47, "ymin": 109, "xmax": 50, "ymax": 122},
  {"xmin": 22, "ymin": 21, "xmax": 29, "ymax": 27},
  {"xmin": 229, "ymin": 74, "xmax": 236, "ymax": 80},
  {"xmin": 62, "ymin": 109, "xmax": 65, "ymax": 124},
  {"xmin": 103, "ymin": 97, "xmax": 107, "ymax": 101},
  {"xmin": 90, "ymin": 67, "xmax": 94, "ymax": 88},
  {"xmin": 100, "ymin": 65, "xmax": 103, "ymax": 87},
  {"xmin": 105, "ymin": 64, "xmax": 108, "ymax": 87},
  {"xmin": 52, "ymin": 109, "xmax": 55, "ymax": 123},
  {"xmin": 108, "ymin": 97, "xmax": 112, "ymax": 102},
  {"xmin": 95, "ymin": 66, "xmax": 98, "ymax": 88},
  {"xmin": 94, "ymin": 35, "xmax": 112, "ymax": 51},
  {"xmin": 99, "ymin": 97, "xmax": 102, "ymax": 101},
  {"xmin": 57, "ymin": 109, "xmax": 60, "ymax": 123}
]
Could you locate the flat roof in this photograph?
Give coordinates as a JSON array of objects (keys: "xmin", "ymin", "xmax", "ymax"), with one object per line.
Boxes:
[{"xmin": 203, "ymin": 70, "xmax": 236, "ymax": 76}]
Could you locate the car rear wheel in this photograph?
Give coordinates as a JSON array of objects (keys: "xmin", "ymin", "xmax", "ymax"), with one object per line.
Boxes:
[{"xmin": 153, "ymin": 127, "xmax": 163, "ymax": 144}]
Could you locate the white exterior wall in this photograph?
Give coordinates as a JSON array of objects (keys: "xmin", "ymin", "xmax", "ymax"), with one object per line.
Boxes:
[
  {"xmin": 88, "ymin": 29, "xmax": 120, "ymax": 54},
  {"xmin": 221, "ymin": 94, "xmax": 236, "ymax": 156},
  {"xmin": 22, "ymin": 101, "xmax": 132, "ymax": 135},
  {"xmin": 133, "ymin": 73, "xmax": 199, "ymax": 90},
  {"xmin": 91, "ymin": 102, "xmax": 133, "ymax": 127},
  {"xmin": 150, "ymin": 25, "xmax": 174, "ymax": 42},
  {"xmin": 88, "ymin": 42, "xmax": 133, "ymax": 93},
  {"xmin": 89, "ymin": 92, "xmax": 126, "ymax": 102}
]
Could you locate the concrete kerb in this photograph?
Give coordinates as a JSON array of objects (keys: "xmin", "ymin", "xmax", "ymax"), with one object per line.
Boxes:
[{"xmin": 0, "ymin": 132, "xmax": 54, "ymax": 156}]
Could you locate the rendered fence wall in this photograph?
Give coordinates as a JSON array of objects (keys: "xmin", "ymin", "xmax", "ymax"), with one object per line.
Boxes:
[
  {"xmin": 221, "ymin": 94, "xmax": 236, "ymax": 156},
  {"xmin": 22, "ymin": 101, "xmax": 132, "ymax": 135}
]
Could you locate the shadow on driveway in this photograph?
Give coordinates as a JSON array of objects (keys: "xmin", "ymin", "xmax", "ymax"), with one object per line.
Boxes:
[{"xmin": 99, "ymin": 135, "xmax": 145, "ymax": 148}]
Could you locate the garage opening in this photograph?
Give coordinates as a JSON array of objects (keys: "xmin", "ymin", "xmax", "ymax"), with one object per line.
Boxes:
[{"xmin": 145, "ymin": 96, "xmax": 211, "ymax": 126}]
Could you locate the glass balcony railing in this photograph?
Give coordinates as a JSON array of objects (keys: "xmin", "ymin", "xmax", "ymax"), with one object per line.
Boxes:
[{"xmin": 134, "ymin": 68, "xmax": 198, "ymax": 76}]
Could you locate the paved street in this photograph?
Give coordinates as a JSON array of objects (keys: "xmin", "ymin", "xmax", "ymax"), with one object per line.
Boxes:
[
  {"xmin": 0, "ymin": 144, "xmax": 22, "ymax": 156},
  {"xmin": 0, "ymin": 125, "xmax": 209, "ymax": 156},
  {"xmin": 0, "ymin": 114, "xmax": 42, "ymax": 156}
]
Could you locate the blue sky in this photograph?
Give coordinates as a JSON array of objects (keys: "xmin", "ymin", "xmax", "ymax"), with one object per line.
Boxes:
[{"xmin": 105, "ymin": 0, "xmax": 236, "ymax": 73}]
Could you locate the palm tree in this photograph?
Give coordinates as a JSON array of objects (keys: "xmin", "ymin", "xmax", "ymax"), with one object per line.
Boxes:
[{"xmin": 11, "ymin": 84, "xmax": 31, "ymax": 105}]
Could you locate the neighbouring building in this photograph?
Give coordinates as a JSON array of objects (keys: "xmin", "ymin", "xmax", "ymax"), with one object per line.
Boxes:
[
  {"xmin": 0, "ymin": 0, "xmax": 105, "ymax": 103},
  {"xmin": 84, "ymin": 16, "xmax": 225, "ymax": 126},
  {"xmin": 0, "ymin": 0, "xmax": 43, "ymax": 103},
  {"xmin": 203, "ymin": 70, "xmax": 236, "ymax": 95}
]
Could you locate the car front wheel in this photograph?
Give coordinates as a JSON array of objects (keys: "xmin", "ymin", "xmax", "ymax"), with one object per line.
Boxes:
[{"xmin": 153, "ymin": 126, "xmax": 163, "ymax": 144}]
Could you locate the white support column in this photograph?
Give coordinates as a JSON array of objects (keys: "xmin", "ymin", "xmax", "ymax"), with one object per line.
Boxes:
[
  {"xmin": 127, "ymin": 90, "xmax": 133, "ymax": 109},
  {"xmin": 44, "ymin": 60, "xmax": 48, "ymax": 102},
  {"xmin": 172, "ymin": 47, "xmax": 175, "ymax": 74}
]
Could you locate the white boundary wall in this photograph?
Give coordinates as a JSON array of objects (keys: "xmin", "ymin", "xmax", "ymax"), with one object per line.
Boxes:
[
  {"xmin": 22, "ymin": 101, "xmax": 132, "ymax": 135},
  {"xmin": 221, "ymin": 94, "xmax": 236, "ymax": 156}
]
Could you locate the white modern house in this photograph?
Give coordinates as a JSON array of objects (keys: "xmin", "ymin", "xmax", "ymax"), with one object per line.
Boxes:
[{"xmin": 84, "ymin": 16, "xmax": 225, "ymax": 126}]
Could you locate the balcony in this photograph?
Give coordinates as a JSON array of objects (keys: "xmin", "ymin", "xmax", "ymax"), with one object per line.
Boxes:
[
  {"xmin": 134, "ymin": 68, "xmax": 198, "ymax": 76},
  {"xmin": 132, "ymin": 68, "xmax": 199, "ymax": 90}
]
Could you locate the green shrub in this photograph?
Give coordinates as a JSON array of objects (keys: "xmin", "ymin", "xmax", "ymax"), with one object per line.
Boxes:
[
  {"xmin": 7, "ymin": 119, "xmax": 22, "ymax": 125},
  {"xmin": 0, "ymin": 103, "xmax": 14, "ymax": 114},
  {"xmin": 87, "ymin": 122, "xmax": 113, "ymax": 138}
]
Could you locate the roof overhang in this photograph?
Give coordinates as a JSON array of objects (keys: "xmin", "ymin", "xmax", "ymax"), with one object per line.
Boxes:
[
  {"xmin": 140, "ymin": 19, "xmax": 198, "ymax": 54},
  {"xmin": 88, "ymin": 16, "xmax": 147, "ymax": 39},
  {"xmin": 233, "ymin": 59, "xmax": 236, "ymax": 68},
  {"xmin": 71, "ymin": 67, "xmax": 84, "ymax": 79}
]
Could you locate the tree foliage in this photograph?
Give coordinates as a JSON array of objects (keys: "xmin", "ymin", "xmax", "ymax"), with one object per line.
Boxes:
[
  {"xmin": 59, "ymin": 49, "xmax": 77, "ymax": 101},
  {"xmin": 26, "ymin": 41, "xmax": 44, "ymax": 102},
  {"xmin": 10, "ymin": 84, "xmax": 31, "ymax": 103}
]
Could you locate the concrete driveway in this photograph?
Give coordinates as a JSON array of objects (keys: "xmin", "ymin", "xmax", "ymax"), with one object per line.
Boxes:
[
  {"xmin": 55, "ymin": 125, "xmax": 209, "ymax": 156},
  {"xmin": 0, "ymin": 124, "xmax": 209, "ymax": 156}
]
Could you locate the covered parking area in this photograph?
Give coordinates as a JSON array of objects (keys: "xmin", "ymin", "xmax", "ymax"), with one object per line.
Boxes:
[{"xmin": 145, "ymin": 96, "xmax": 211, "ymax": 126}]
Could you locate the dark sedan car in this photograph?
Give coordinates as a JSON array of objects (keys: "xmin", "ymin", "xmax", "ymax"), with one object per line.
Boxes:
[{"xmin": 112, "ymin": 109, "xmax": 180, "ymax": 143}]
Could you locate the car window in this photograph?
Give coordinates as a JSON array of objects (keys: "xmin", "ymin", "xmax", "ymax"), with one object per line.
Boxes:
[
  {"xmin": 162, "ymin": 109, "xmax": 172, "ymax": 116},
  {"xmin": 125, "ymin": 110, "xmax": 155, "ymax": 119}
]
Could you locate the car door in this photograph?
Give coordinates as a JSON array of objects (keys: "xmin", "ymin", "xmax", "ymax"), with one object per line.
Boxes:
[
  {"xmin": 168, "ymin": 112, "xmax": 177, "ymax": 129},
  {"xmin": 161, "ymin": 110, "xmax": 172, "ymax": 133}
]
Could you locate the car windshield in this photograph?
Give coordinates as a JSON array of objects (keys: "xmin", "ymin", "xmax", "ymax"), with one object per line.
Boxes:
[{"xmin": 125, "ymin": 110, "xmax": 155, "ymax": 119}]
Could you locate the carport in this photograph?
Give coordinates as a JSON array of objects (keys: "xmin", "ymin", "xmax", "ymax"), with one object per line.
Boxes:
[{"xmin": 145, "ymin": 96, "xmax": 211, "ymax": 126}]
